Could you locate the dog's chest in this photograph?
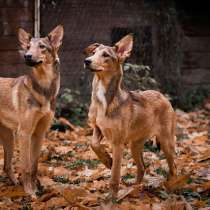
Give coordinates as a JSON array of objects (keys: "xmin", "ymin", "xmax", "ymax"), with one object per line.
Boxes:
[{"xmin": 96, "ymin": 81, "xmax": 107, "ymax": 109}]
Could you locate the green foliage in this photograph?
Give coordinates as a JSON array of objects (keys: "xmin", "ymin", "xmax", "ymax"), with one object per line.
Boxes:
[
  {"xmin": 181, "ymin": 189, "xmax": 201, "ymax": 201},
  {"xmin": 155, "ymin": 167, "xmax": 167, "ymax": 178},
  {"xmin": 49, "ymin": 150, "xmax": 74, "ymax": 162},
  {"xmin": 123, "ymin": 63, "xmax": 159, "ymax": 91},
  {"xmin": 157, "ymin": 190, "xmax": 169, "ymax": 200},
  {"xmin": 75, "ymin": 143, "xmax": 87, "ymax": 149},
  {"xmin": 0, "ymin": 175, "xmax": 7, "ymax": 182},
  {"xmin": 53, "ymin": 175, "xmax": 69, "ymax": 184},
  {"xmin": 21, "ymin": 206, "xmax": 32, "ymax": 210},
  {"xmin": 187, "ymin": 178, "xmax": 193, "ymax": 184},
  {"xmin": 179, "ymin": 88, "xmax": 210, "ymax": 111},
  {"xmin": 160, "ymin": 79, "xmax": 210, "ymax": 111},
  {"xmin": 55, "ymin": 88, "xmax": 88, "ymax": 127},
  {"xmin": 66, "ymin": 159, "xmax": 100, "ymax": 170},
  {"xmin": 144, "ymin": 140, "xmax": 160, "ymax": 153},
  {"xmin": 122, "ymin": 173, "xmax": 135, "ymax": 182}
]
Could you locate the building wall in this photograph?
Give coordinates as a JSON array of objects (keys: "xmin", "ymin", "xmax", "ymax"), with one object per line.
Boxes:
[
  {"xmin": 0, "ymin": 0, "xmax": 33, "ymax": 77},
  {"xmin": 181, "ymin": 25, "xmax": 210, "ymax": 87}
]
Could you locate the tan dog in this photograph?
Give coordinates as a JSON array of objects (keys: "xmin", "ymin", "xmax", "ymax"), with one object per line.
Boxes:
[
  {"xmin": 84, "ymin": 35, "xmax": 176, "ymax": 199},
  {"xmin": 0, "ymin": 25, "xmax": 63, "ymax": 195}
]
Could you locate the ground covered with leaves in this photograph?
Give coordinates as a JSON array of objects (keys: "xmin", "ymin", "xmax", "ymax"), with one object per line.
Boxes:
[{"xmin": 0, "ymin": 104, "xmax": 210, "ymax": 209}]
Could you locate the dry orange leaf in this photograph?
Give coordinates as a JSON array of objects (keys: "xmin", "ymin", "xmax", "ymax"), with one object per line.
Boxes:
[
  {"xmin": 63, "ymin": 187, "xmax": 89, "ymax": 204},
  {"xmin": 163, "ymin": 196, "xmax": 193, "ymax": 210},
  {"xmin": 164, "ymin": 175, "xmax": 190, "ymax": 192},
  {"xmin": 45, "ymin": 196, "xmax": 68, "ymax": 208},
  {"xmin": 0, "ymin": 186, "xmax": 26, "ymax": 198},
  {"xmin": 197, "ymin": 150, "xmax": 210, "ymax": 162}
]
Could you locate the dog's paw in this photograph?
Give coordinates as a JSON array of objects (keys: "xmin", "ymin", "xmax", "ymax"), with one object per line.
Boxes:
[
  {"xmin": 7, "ymin": 172, "xmax": 19, "ymax": 185},
  {"xmin": 10, "ymin": 176, "xmax": 19, "ymax": 185},
  {"xmin": 22, "ymin": 178, "xmax": 38, "ymax": 197},
  {"xmin": 24, "ymin": 184, "xmax": 38, "ymax": 197}
]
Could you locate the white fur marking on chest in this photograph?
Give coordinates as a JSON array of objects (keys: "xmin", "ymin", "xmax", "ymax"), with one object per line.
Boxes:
[
  {"xmin": 96, "ymin": 81, "xmax": 107, "ymax": 109},
  {"xmin": 12, "ymin": 84, "xmax": 19, "ymax": 110}
]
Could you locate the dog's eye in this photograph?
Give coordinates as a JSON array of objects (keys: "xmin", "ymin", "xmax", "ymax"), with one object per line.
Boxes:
[
  {"xmin": 39, "ymin": 44, "xmax": 46, "ymax": 49},
  {"xmin": 102, "ymin": 52, "xmax": 109, "ymax": 57},
  {"xmin": 27, "ymin": 45, "xmax": 30, "ymax": 50}
]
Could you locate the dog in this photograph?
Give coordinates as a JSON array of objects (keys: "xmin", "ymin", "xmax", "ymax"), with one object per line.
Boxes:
[
  {"xmin": 84, "ymin": 34, "xmax": 177, "ymax": 199},
  {"xmin": 0, "ymin": 25, "xmax": 63, "ymax": 195}
]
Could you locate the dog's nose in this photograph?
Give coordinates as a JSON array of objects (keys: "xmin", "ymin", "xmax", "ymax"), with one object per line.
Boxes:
[
  {"xmin": 24, "ymin": 54, "xmax": 32, "ymax": 61},
  {"xmin": 84, "ymin": 59, "xmax": 92, "ymax": 66}
]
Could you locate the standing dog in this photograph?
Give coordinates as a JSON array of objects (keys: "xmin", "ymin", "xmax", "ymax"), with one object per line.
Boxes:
[
  {"xmin": 0, "ymin": 25, "xmax": 63, "ymax": 195},
  {"xmin": 84, "ymin": 35, "xmax": 176, "ymax": 199}
]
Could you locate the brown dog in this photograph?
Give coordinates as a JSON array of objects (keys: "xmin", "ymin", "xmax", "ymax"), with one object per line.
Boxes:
[
  {"xmin": 0, "ymin": 25, "xmax": 63, "ymax": 195},
  {"xmin": 84, "ymin": 35, "xmax": 176, "ymax": 199}
]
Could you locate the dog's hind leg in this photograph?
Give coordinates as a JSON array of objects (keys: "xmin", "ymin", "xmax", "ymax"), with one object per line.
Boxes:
[
  {"xmin": 157, "ymin": 133, "xmax": 176, "ymax": 179},
  {"xmin": 0, "ymin": 124, "xmax": 18, "ymax": 184},
  {"xmin": 130, "ymin": 140, "xmax": 145, "ymax": 184},
  {"xmin": 91, "ymin": 126, "xmax": 112, "ymax": 169}
]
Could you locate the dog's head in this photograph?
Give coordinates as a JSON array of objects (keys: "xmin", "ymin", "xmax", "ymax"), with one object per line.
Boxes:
[
  {"xmin": 18, "ymin": 25, "xmax": 64, "ymax": 67},
  {"xmin": 84, "ymin": 34, "xmax": 133, "ymax": 74}
]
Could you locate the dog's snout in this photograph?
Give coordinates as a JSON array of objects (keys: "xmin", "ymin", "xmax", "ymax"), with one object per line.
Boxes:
[
  {"xmin": 84, "ymin": 59, "xmax": 92, "ymax": 66},
  {"xmin": 24, "ymin": 54, "xmax": 32, "ymax": 61}
]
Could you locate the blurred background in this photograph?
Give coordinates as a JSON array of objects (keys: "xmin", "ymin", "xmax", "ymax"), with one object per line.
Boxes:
[{"xmin": 0, "ymin": 0, "xmax": 210, "ymax": 124}]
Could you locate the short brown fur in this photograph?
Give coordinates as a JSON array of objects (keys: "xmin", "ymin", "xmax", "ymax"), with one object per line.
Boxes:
[
  {"xmin": 0, "ymin": 25, "xmax": 64, "ymax": 195},
  {"xmin": 84, "ymin": 35, "xmax": 177, "ymax": 199}
]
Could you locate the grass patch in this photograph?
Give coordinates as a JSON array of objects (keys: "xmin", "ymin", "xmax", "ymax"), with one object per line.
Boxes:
[
  {"xmin": 155, "ymin": 167, "xmax": 167, "ymax": 178},
  {"xmin": 144, "ymin": 141, "xmax": 160, "ymax": 153},
  {"xmin": 122, "ymin": 173, "xmax": 135, "ymax": 182},
  {"xmin": 181, "ymin": 189, "xmax": 201, "ymax": 201},
  {"xmin": 53, "ymin": 175, "xmax": 69, "ymax": 184},
  {"xmin": 66, "ymin": 159, "xmax": 100, "ymax": 170}
]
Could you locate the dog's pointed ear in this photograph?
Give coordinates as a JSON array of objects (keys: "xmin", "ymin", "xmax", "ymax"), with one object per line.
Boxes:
[
  {"xmin": 84, "ymin": 43, "xmax": 100, "ymax": 55},
  {"xmin": 18, "ymin": 28, "xmax": 31, "ymax": 50},
  {"xmin": 114, "ymin": 34, "xmax": 133, "ymax": 62},
  {"xmin": 48, "ymin": 25, "xmax": 64, "ymax": 49}
]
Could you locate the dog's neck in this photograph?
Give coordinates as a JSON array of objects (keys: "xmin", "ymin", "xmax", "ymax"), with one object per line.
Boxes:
[
  {"xmin": 93, "ymin": 65, "xmax": 127, "ymax": 111},
  {"xmin": 31, "ymin": 61, "xmax": 59, "ymax": 87},
  {"xmin": 28, "ymin": 60, "xmax": 60, "ymax": 101}
]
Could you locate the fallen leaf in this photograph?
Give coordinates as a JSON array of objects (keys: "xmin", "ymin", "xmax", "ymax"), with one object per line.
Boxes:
[
  {"xmin": 117, "ymin": 187, "xmax": 134, "ymax": 202},
  {"xmin": 63, "ymin": 187, "xmax": 89, "ymax": 204},
  {"xmin": 45, "ymin": 196, "xmax": 68, "ymax": 208},
  {"xmin": 163, "ymin": 196, "xmax": 193, "ymax": 210},
  {"xmin": 59, "ymin": 117, "xmax": 77, "ymax": 130},
  {"xmin": 197, "ymin": 150, "xmax": 210, "ymax": 162},
  {"xmin": 164, "ymin": 175, "xmax": 190, "ymax": 192},
  {"xmin": 0, "ymin": 186, "xmax": 26, "ymax": 198}
]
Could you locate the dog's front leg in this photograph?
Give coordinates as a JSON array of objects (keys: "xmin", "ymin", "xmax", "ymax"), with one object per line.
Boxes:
[
  {"xmin": 17, "ymin": 114, "xmax": 40, "ymax": 196},
  {"xmin": 110, "ymin": 143, "xmax": 123, "ymax": 199},
  {"xmin": 18, "ymin": 130, "xmax": 36, "ymax": 195},
  {"xmin": 91, "ymin": 126, "xmax": 112, "ymax": 169},
  {"xmin": 31, "ymin": 113, "xmax": 53, "ymax": 184}
]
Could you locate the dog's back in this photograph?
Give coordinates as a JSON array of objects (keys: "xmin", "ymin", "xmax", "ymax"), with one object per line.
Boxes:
[{"xmin": 132, "ymin": 89, "xmax": 175, "ymax": 127}]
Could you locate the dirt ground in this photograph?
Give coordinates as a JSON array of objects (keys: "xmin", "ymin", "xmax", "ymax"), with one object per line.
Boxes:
[{"xmin": 0, "ymin": 106, "xmax": 209, "ymax": 210}]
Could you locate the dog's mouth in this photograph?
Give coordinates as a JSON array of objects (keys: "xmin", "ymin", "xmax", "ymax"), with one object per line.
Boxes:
[
  {"xmin": 25, "ymin": 60, "xmax": 43, "ymax": 67},
  {"xmin": 84, "ymin": 65, "xmax": 103, "ymax": 73},
  {"xmin": 89, "ymin": 68, "xmax": 102, "ymax": 72}
]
